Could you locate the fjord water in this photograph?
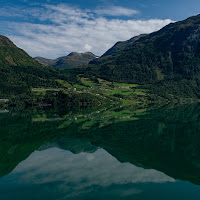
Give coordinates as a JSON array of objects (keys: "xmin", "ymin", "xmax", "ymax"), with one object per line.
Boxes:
[{"xmin": 1, "ymin": 104, "xmax": 200, "ymax": 199}]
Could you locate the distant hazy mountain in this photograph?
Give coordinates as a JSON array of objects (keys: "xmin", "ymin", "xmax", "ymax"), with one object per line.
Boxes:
[
  {"xmin": 34, "ymin": 57, "xmax": 55, "ymax": 66},
  {"xmin": 35, "ymin": 52, "xmax": 98, "ymax": 70}
]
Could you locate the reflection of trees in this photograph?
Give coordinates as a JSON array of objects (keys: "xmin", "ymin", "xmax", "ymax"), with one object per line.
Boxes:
[{"xmin": 1, "ymin": 103, "xmax": 200, "ymax": 185}]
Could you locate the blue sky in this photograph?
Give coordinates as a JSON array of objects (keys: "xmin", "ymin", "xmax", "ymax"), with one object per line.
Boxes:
[{"xmin": 0, "ymin": 0, "xmax": 199, "ymax": 58}]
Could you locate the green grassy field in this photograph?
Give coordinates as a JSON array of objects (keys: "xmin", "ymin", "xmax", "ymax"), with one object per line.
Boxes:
[
  {"xmin": 56, "ymin": 79, "xmax": 72, "ymax": 88},
  {"xmin": 32, "ymin": 76, "xmax": 151, "ymax": 105}
]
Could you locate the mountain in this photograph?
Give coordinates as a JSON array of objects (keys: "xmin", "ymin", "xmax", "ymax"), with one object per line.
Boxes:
[
  {"xmin": 35, "ymin": 52, "xmax": 97, "ymax": 70},
  {"xmin": 102, "ymin": 34, "xmax": 147, "ymax": 57},
  {"xmin": 84, "ymin": 14, "xmax": 200, "ymax": 98},
  {"xmin": 54, "ymin": 52, "xmax": 98, "ymax": 70},
  {"xmin": 34, "ymin": 57, "xmax": 55, "ymax": 66},
  {"xmin": 0, "ymin": 35, "xmax": 16, "ymax": 47},
  {"xmin": 0, "ymin": 35, "xmax": 75, "ymax": 98}
]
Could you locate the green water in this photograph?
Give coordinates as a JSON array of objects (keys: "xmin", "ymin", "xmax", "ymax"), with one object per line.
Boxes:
[{"xmin": 1, "ymin": 103, "xmax": 200, "ymax": 199}]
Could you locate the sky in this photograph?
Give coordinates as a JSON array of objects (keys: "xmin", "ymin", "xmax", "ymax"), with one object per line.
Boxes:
[{"xmin": 0, "ymin": 0, "xmax": 200, "ymax": 59}]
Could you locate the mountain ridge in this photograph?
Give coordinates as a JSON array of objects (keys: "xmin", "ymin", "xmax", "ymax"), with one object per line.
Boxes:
[
  {"xmin": 0, "ymin": 35, "xmax": 16, "ymax": 47},
  {"xmin": 35, "ymin": 52, "xmax": 98, "ymax": 70},
  {"xmin": 101, "ymin": 34, "xmax": 148, "ymax": 57}
]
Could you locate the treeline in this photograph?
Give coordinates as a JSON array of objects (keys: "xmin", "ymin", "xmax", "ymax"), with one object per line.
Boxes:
[
  {"xmin": 143, "ymin": 78, "xmax": 200, "ymax": 100},
  {"xmin": 8, "ymin": 91, "xmax": 104, "ymax": 109}
]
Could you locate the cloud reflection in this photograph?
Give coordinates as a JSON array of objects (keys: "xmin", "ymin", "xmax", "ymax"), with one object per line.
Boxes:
[{"xmin": 2, "ymin": 148, "xmax": 176, "ymax": 199}]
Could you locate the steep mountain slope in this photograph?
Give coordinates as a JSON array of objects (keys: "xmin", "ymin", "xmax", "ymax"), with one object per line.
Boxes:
[
  {"xmin": 0, "ymin": 35, "xmax": 74, "ymax": 98},
  {"xmin": 35, "ymin": 52, "xmax": 97, "ymax": 70},
  {"xmin": 85, "ymin": 14, "xmax": 200, "ymax": 98},
  {"xmin": 102, "ymin": 34, "xmax": 147, "ymax": 57},
  {"xmin": 0, "ymin": 35, "xmax": 16, "ymax": 47}
]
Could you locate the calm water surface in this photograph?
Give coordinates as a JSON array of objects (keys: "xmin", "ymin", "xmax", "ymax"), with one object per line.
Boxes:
[{"xmin": 0, "ymin": 104, "xmax": 200, "ymax": 199}]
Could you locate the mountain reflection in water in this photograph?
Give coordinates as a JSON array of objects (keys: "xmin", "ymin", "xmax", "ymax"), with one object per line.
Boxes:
[
  {"xmin": 0, "ymin": 103, "xmax": 200, "ymax": 199},
  {"xmin": 0, "ymin": 148, "xmax": 176, "ymax": 200}
]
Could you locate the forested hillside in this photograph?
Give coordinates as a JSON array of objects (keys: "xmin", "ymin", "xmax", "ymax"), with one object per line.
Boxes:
[
  {"xmin": 80, "ymin": 14, "xmax": 200, "ymax": 99},
  {"xmin": 0, "ymin": 35, "xmax": 77, "ymax": 98}
]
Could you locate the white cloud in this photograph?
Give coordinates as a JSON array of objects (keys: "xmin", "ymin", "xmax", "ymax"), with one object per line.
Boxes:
[
  {"xmin": 1, "ymin": 4, "xmax": 173, "ymax": 59},
  {"xmin": 84, "ymin": 44, "xmax": 93, "ymax": 52},
  {"xmin": 95, "ymin": 6, "xmax": 139, "ymax": 16}
]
